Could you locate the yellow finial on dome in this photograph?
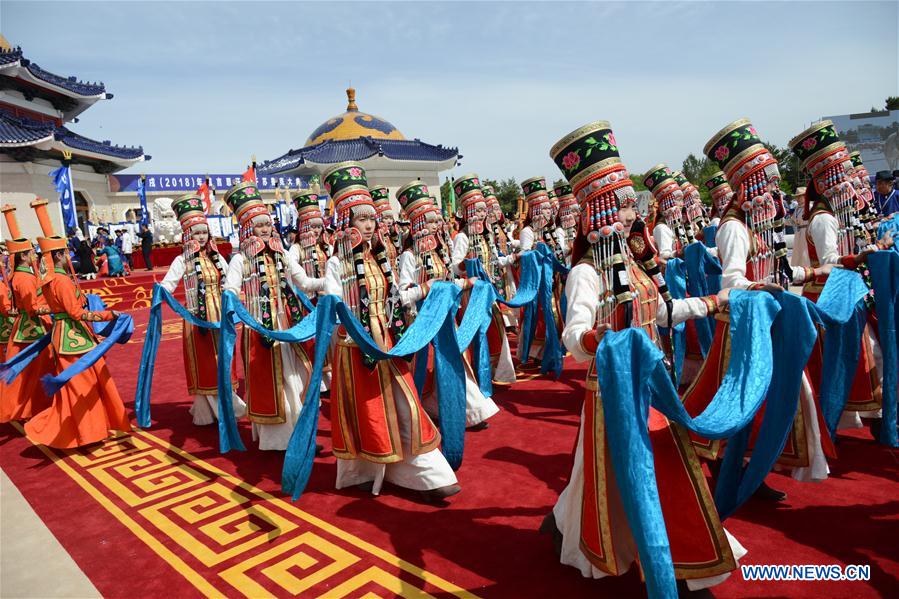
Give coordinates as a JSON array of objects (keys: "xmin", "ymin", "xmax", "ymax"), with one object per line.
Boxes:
[{"xmin": 346, "ymin": 87, "xmax": 358, "ymax": 112}]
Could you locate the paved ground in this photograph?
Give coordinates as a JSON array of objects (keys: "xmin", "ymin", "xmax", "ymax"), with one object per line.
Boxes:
[{"xmin": 1, "ymin": 468, "xmax": 99, "ymax": 599}]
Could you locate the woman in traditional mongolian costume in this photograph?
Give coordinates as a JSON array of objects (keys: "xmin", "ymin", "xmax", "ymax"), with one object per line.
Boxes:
[
  {"xmin": 450, "ymin": 174, "xmax": 518, "ymax": 383},
  {"xmin": 288, "ymin": 189, "xmax": 333, "ymax": 391},
  {"xmin": 24, "ymin": 199, "xmax": 130, "ymax": 448},
  {"xmin": 482, "ymin": 185, "xmax": 518, "ymax": 329},
  {"xmin": 0, "ymin": 204, "xmax": 53, "ymax": 423},
  {"xmin": 322, "ymin": 162, "xmax": 460, "ymax": 502},
  {"xmin": 553, "ymin": 183, "xmax": 579, "ymax": 268},
  {"xmin": 370, "ymin": 186, "xmax": 402, "ymax": 269},
  {"xmin": 159, "ymin": 194, "xmax": 244, "ymax": 426},
  {"xmin": 644, "ymin": 164, "xmax": 693, "ymax": 263},
  {"xmin": 683, "ymin": 119, "xmax": 835, "ymax": 490},
  {"xmin": 395, "ymin": 180, "xmax": 498, "ymax": 430},
  {"xmin": 788, "ymin": 122, "xmax": 892, "ymax": 433},
  {"xmin": 543, "ymin": 120, "xmax": 744, "ymax": 592},
  {"xmin": 0, "ymin": 263, "xmax": 13, "ymax": 364},
  {"xmin": 516, "ymin": 176, "xmax": 564, "ymax": 363},
  {"xmin": 222, "ymin": 182, "xmax": 327, "ymax": 451},
  {"xmin": 703, "ymin": 171, "xmax": 733, "ymax": 229}
]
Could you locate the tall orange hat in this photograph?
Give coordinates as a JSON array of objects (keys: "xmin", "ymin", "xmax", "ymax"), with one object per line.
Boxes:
[
  {"xmin": 30, "ymin": 198, "xmax": 68, "ymax": 274},
  {"xmin": 1, "ymin": 204, "xmax": 33, "ymax": 254}
]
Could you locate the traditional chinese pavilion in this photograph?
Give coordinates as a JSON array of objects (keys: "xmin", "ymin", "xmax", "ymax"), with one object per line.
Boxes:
[
  {"xmin": 258, "ymin": 87, "xmax": 459, "ymax": 210},
  {"xmin": 0, "ymin": 36, "xmax": 149, "ymax": 239}
]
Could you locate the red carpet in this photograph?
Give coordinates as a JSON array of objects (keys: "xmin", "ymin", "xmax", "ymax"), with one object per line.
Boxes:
[
  {"xmin": 1, "ymin": 306, "xmax": 897, "ymax": 598},
  {"xmin": 79, "ymin": 269, "xmax": 181, "ymax": 311}
]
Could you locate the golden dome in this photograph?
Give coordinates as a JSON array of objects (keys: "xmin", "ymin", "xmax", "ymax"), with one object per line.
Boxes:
[{"xmin": 305, "ymin": 87, "xmax": 406, "ymax": 147}]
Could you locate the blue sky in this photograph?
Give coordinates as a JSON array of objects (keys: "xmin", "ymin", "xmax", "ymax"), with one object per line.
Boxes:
[{"xmin": 4, "ymin": 1, "xmax": 897, "ymax": 181}]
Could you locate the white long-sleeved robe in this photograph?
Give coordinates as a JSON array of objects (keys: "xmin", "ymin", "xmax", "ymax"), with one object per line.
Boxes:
[
  {"xmin": 553, "ymin": 263, "xmax": 747, "ymax": 590},
  {"xmin": 451, "ymin": 231, "xmax": 516, "ymax": 383},
  {"xmin": 716, "ymin": 218, "xmax": 827, "ymax": 481},
  {"xmin": 397, "ymin": 250, "xmax": 499, "ymax": 426},
  {"xmin": 223, "ymin": 249, "xmax": 326, "ymax": 450},
  {"xmin": 324, "ymin": 254, "xmax": 458, "ymax": 494},
  {"xmin": 652, "ymin": 222, "xmax": 676, "ymax": 261},
  {"xmin": 160, "ymin": 254, "xmax": 246, "ymax": 426}
]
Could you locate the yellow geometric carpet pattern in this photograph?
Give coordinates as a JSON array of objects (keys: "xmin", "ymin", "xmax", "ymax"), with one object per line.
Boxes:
[{"xmin": 13, "ymin": 424, "xmax": 478, "ymax": 598}]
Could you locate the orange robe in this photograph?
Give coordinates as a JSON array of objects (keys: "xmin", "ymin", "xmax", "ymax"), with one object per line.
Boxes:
[
  {"xmin": 0, "ymin": 267, "xmax": 53, "ymax": 422},
  {"xmin": 0, "ymin": 279, "xmax": 13, "ymax": 362},
  {"xmin": 24, "ymin": 269, "xmax": 130, "ymax": 448}
]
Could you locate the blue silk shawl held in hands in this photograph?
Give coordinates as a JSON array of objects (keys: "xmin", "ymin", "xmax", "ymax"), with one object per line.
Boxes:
[
  {"xmin": 279, "ymin": 282, "xmax": 468, "ymax": 500},
  {"xmin": 815, "ymin": 268, "xmax": 873, "ymax": 442},
  {"xmin": 594, "ymin": 270, "xmax": 883, "ymax": 599},
  {"xmin": 478, "ymin": 244, "xmax": 567, "ymax": 379},
  {"xmin": 0, "ymin": 293, "xmax": 112, "ymax": 384},
  {"xmin": 0, "ymin": 293, "xmax": 133, "ymax": 395},
  {"xmin": 595, "ymin": 290, "xmax": 781, "ymax": 599},
  {"xmin": 684, "ymin": 242, "xmax": 723, "ymax": 356},
  {"xmin": 40, "ymin": 294, "xmax": 134, "ymax": 396},
  {"xmin": 134, "ymin": 285, "xmax": 225, "ymax": 428},
  {"xmin": 868, "ymin": 251, "xmax": 899, "ymax": 446},
  {"xmin": 703, "ymin": 224, "xmax": 718, "ymax": 248},
  {"xmin": 659, "ymin": 257, "xmax": 687, "ymax": 384}
]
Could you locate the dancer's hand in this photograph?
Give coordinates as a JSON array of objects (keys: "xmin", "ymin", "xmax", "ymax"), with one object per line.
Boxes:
[
  {"xmin": 715, "ymin": 287, "xmax": 731, "ymax": 308},
  {"xmin": 594, "ymin": 323, "xmax": 611, "ymax": 343},
  {"xmin": 878, "ymin": 231, "xmax": 894, "ymax": 250},
  {"xmin": 813, "ymin": 263, "xmax": 834, "ymax": 278}
]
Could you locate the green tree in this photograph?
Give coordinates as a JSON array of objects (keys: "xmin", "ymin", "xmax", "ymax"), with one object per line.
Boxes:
[
  {"xmin": 677, "ymin": 154, "xmax": 719, "ymax": 206},
  {"xmin": 484, "ymin": 177, "xmax": 520, "ymax": 216},
  {"xmin": 440, "ymin": 178, "xmax": 455, "ymax": 215},
  {"xmin": 762, "ymin": 141, "xmax": 803, "ymax": 194},
  {"xmin": 886, "ymin": 96, "xmax": 899, "ymax": 110}
]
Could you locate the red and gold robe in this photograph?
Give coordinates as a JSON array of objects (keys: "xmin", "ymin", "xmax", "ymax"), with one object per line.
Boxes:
[
  {"xmin": 559, "ymin": 255, "xmax": 738, "ymax": 581},
  {"xmin": 803, "ymin": 210, "xmax": 880, "ymax": 414},
  {"xmin": 330, "ymin": 248, "xmax": 440, "ymax": 463}
]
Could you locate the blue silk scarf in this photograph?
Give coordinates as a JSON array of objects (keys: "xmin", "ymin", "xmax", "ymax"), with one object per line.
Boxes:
[
  {"xmin": 703, "ymin": 224, "xmax": 718, "ymax": 248},
  {"xmin": 660, "ymin": 257, "xmax": 687, "ymax": 384},
  {"xmin": 40, "ymin": 299, "xmax": 134, "ymax": 396},
  {"xmin": 0, "ymin": 293, "xmax": 109, "ymax": 384},
  {"xmin": 595, "ymin": 290, "xmax": 781, "ymax": 599},
  {"xmin": 134, "ymin": 285, "xmax": 225, "ymax": 428},
  {"xmin": 279, "ymin": 282, "xmax": 468, "ymax": 500},
  {"xmin": 594, "ymin": 270, "xmax": 878, "ymax": 598},
  {"xmin": 815, "ymin": 268, "xmax": 872, "ymax": 440},
  {"xmin": 684, "ymin": 242, "xmax": 723, "ymax": 356},
  {"xmin": 868, "ymin": 251, "xmax": 899, "ymax": 446}
]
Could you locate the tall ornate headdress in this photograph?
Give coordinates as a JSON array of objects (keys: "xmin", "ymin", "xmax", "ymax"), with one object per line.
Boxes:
[
  {"xmin": 30, "ymin": 198, "xmax": 72, "ymax": 278},
  {"xmin": 643, "ymin": 164, "xmax": 693, "ymax": 245},
  {"xmin": 705, "ymin": 118, "xmax": 789, "ymax": 284},
  {"xmin": 704, "ymin": 171, "xmax": 733, "ymax": 218},
  {"xmin": 224, "ymin": 181, "xmax": 270, "ymax": 244},
  {"xmin": 551, "ymin": 121, "xmax": 636, "ymax": 322},
  {"xmin": 453, "ymin": 174, "xmax": 487, "ymax": 234},
  {"xmin": 672, "ymin": 170, "xmax": 706, "ymax": 227},
  {"xmin": 521, "ymin": 176, "xmax": 552, "ymax": 225},
  {"xmin": 789, "ymin": 120, "xmax": 861, "ymax": 254}
]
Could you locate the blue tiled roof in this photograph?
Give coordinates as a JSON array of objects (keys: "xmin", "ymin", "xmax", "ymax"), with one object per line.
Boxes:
[
  {"xmin": 259, "ymin": 137, "xmax": 458, "ymax": 175},
  {"xmin": 0, "ymin": 47, "xmax": 23, "ymax": 67},
  {"xmin": 0, "ymin": 46, "xmax": 107, "ymax": 97},
  {"xmin": 55, "ymin": 127, "xmax": 145, "ymax": 159},
  {"xmin": 0, "ymin": 111, "xmax": 55, "ymax": 145},
  {"xmin": 0, "ymin": 109, "xmax": 146, "ymax": 161}
]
